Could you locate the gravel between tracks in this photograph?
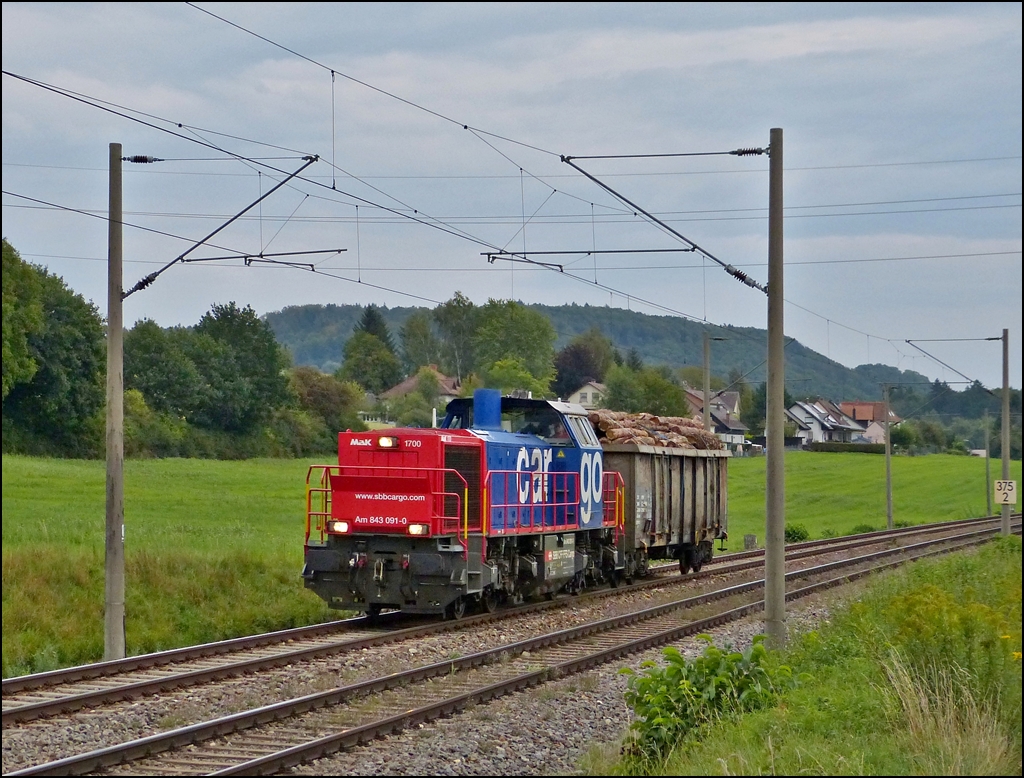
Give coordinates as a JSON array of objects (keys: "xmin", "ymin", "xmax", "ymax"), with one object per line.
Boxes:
[
  {"xmin": 285, "ymin": 597, "xmax": 838, "ymax": 776},
  {"xmin": 2, "ymin": 592, "xmax": 840, "ymax": 776}
]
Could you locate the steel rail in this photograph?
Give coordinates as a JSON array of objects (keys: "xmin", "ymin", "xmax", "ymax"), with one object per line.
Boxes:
[
  {"xmin": 10, "ymin": 522, "xmax": 1015, "ymax": 777},
  {"xmin": 4, "ymin": 515, "xmax": 1010, "ymax": 725}
]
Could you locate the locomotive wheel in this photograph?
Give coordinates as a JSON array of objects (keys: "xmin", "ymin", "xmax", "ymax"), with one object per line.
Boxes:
[
  {"xmin": 365, "ymin": 604, "xmax": 382, "ymax": 623},
  {"xmin": 446, "ymin": 595, "xmax": 467, "ymax": 621},
  {"xmin": 481, "ymin": 588, "xmax": 499, "ymax": 614}
]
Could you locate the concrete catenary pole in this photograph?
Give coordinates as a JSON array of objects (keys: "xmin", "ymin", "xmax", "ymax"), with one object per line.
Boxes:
[
  {"xmin": 105, "ymin": 143, "xmax": 126, "ymax": 660},
  {"xmin": 1002, "ymin": 328, "xmax": 1011, "ymax": 536},
  {"xmin": 885, "ymin": 384, "xmax": 893, "ymax": 530},
  {"xmin": 765, "ymin": 128, "xmax": 786, "ymax": 647},
  {"xmin": 703, "ymin": 331, "xmax": 711, "ymax": 431}
]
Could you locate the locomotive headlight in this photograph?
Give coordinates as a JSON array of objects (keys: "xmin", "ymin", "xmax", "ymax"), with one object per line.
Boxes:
[
  {"xmin": 328, "ymin": 520, "xmax": 350, "ymax": 534},
  {"xmin": 377, "ymin": 436, "xmax": 399, "ymax": 448},
  {"xmin": 407, "ymin": 523, "xmax": 430, "ymax": 536}
]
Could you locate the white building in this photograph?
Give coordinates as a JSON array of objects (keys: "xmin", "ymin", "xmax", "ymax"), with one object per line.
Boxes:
[{"xmin": 564, "ymin": 381, "xmax": 606, "ymax": 410}]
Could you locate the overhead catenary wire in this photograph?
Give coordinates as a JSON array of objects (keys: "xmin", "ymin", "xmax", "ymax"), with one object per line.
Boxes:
[{"xmin": 561, "ymin": 154, "xmax": 768, "ymax": 293}]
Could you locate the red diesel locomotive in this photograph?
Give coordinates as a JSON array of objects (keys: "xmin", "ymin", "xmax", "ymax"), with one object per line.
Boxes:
[{"xmin": 301, "ymin": 389, "xmax": 728, "ymax": 618}]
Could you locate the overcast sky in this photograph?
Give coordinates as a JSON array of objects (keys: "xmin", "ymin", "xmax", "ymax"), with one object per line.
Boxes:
[{"xmin": 3, "ymin": 2, "xmax": 1021, "ymax": 389}]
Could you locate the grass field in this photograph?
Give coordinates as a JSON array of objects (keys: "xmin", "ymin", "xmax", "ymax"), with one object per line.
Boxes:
[
  {"xmin": 726, "ymin": 451, "xmax": 1021, "ymax": 544},
  {"xmin": 2, "ymin": 451, "xmax": 1020, "ymax": 677}
]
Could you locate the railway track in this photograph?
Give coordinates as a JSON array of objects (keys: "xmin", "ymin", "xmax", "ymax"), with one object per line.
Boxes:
[
  {"xmin": 8, "ymin": 518, "xmax": 1018, "ymax": 777},
  {"xmin": 3, "ymin": 514, "xmax": 1002, "ymax": 727},
  {"xmin": 2, "ymin": 514, "xmax": 1010, "ymax": 728}
]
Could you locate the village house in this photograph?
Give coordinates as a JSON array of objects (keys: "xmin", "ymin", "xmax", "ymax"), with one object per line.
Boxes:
[
  {"xmin": 839, "ymin": 401, "xmax": 902, "ymax": 444},
  {"xmin": 563, "ymin": 381, "xmax": 606, "ymax": 410},
  {"xmin": 684, "ymin": 389, "xmax": 749, "ymax": 451},
  {"xmin": 786, "ymin": 399, "xmax": 864, "ymax": 444}
]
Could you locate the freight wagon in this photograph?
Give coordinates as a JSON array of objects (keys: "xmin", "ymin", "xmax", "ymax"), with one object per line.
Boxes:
[{"xmin": 301, "ymin": 389, "xmax": 728, "ymax": 619}]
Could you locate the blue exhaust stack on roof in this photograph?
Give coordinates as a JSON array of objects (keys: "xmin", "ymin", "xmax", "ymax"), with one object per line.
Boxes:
[{"xmin": 473, "ymin": 388, "xmax": 502, "ymax": 431}]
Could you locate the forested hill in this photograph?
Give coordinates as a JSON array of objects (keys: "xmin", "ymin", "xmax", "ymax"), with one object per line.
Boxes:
[{"xmin": 264, "ymin": 302, "xmax": 930, "ymax": 402}]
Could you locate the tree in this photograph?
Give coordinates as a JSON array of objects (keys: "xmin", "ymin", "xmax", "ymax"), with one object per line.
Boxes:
[
  {"xmin": 288, "ymin": 366, "xmax": 366, "ymax": 433},
  {"xmin": 177, "ymin": 330, "xmax": 257, "ymax": 432},
  {"xmin": 433, "ymin": 291, "xmax": 478, "ymax": 381},
  {"xmin": 889, "ymin": 423, "xmax": 916, "ymax": 449},
  {"xmin": 625, "ymin": 347, "xmax": 645, "ymax": 372},
  {"xmin": 414, "ymin": 366, "xmax": 442, "ymax": 405},
  {"xmin": 2, "ymin": 239, "xmax": 44, "ymax": 399},
  {"xmin": 741, "ymin": 381, "xmax": 796, "ymax": 436},
  {"xmin": 552, "ymin": 327, "xmax": 616, "ymax": 398},
  {"xmin": 400, "ymin": 310, "xmax": 443, "ymax": 373},
  {"xmin": 603, "ymin": 364, "xmax": 690, "ymax": 417},
  {"xmin": 481, "ymin": 357, "xmax": 551, "ymax": 398},
  {"xmin": 474, "ymin": 299, "xmax": 555, "ymax": 390},
  {"xmin": 196, "ymin": 302, "xmax": 290, "ymax": 421},
  {"xmin": 124, "ymin": 320, "xmax": 205, "ymax": 419},
  {"xmin": 336, "ymin": 331, "xmax": 403, "ymax": 395},
  {"xmin": 2, "ymin": 265, "xmax": 104, "ymax": 454},
  {"xmin": 124, "ymin": 304, "xmax": 289, "ymax": 434},
  {"xmin": 353, "ymin": 304, "xmax": 397, "ymax": 355}
]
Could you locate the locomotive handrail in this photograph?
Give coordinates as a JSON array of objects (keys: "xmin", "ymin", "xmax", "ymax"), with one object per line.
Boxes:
[
  {"xmin": 305, "ymin": 464, "xmax": 473, "ymax": 555},
  {"xmin": 305, "ymin": 464, "xmax": 337, "ymax": 546},
  {"xmin": 483, "ymin": 469, "xmax": 581, "ymax": 535}
]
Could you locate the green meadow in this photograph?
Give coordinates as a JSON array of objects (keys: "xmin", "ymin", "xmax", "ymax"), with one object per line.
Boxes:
[
  {"xmin": 726, "ymin": 451, "xmax": 1021, "ymax": 544},
  {"xmin": 2, "ymin": 452, "xmax": 1020, "ymax": 676}
]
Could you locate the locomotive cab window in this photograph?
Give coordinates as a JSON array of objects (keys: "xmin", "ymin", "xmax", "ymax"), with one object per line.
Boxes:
[
  {"xmin": 567, "ymin": 415, "xmax": 600, "ymax": 447},
  {"xmin": 504, "ymin": 407, "xmax": 574, "ymax": 445}
]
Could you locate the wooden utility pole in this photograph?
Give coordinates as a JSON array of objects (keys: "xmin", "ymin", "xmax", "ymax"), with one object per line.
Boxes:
[
  {"xmin": 1001, "ymin": 328, "xmax": 1011, "ymax": 536},
  {"xmin": 703, "ymin": 331, "xmax": 711, "ymax": 431},
  {"xmin": 105, "ymin": 143, "xmax": 126, "ymax": 660},
  {"xmin": 765, "ymin": 128, "xmax": 786, "ymax": 647}
]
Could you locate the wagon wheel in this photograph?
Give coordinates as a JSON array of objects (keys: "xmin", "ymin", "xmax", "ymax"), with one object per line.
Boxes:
[
  {"xmin": 365, "ymin": 604, "xmax": 382, "ymax": 623},
  {"xmin": 678, "ymin": 556, "xmax": 691, "ymax": 575},
  {"xmin": 690, "ymin": 553, "xmax": 703, "ymax": 574},
  {"xmin": 446, "ymin": 595, "xmax": 467, "ymax": 621},
  {"xmin": 685, "ymin": 547, "xmax": 703, "ymax": 574}
]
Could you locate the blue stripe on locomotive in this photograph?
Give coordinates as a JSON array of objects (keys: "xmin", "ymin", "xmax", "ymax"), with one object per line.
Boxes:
[{"xmin": 474, "ymin": 427, "xmax": 605, "ymax": 533}]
